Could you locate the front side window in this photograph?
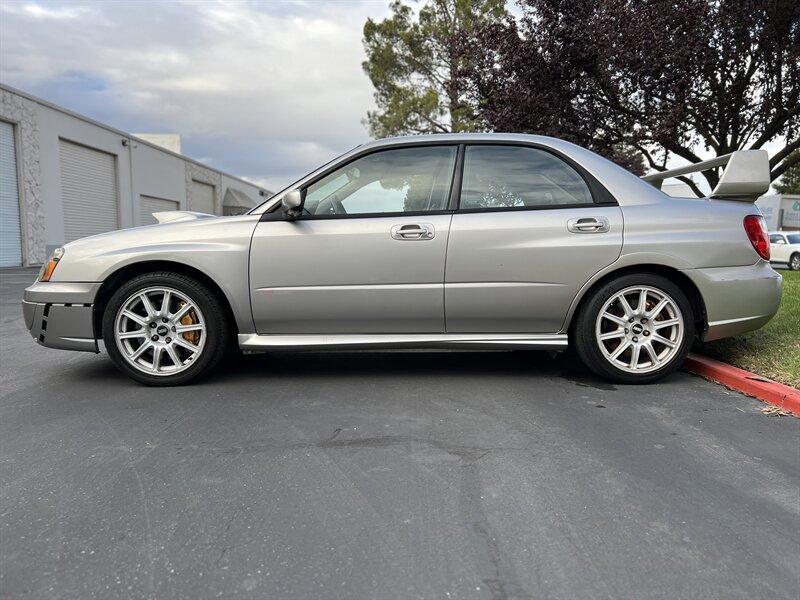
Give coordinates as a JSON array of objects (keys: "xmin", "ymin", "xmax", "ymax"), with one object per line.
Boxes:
[
  {"xmin": 770, "ymin": 234, "xmax": 786, "ymax": 244},
  {"xmin": 303, "ymin": 146, "xmax": 457, "ymax": 216},
  {"xmin": 460, "ymin": 145, "xmax": 594, "ymax": 210}
]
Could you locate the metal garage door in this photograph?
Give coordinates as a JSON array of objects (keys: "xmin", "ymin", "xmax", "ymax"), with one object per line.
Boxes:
[
  {"xmin": 0, "ymin": 120, "xmax": 22, "ymax": 267},
  {"xmin": 140, "ymin": 195, "xmax": 179, "ymax": 226},
  {"xmin": 189, "ymin": 180, "xmax": 215, "ymax": 214},
  {"xmin": 59, "ymin": 139, "xmax": 119, "ymax": 243}
]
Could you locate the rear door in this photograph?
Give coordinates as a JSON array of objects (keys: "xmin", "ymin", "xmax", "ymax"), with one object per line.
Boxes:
[
  {"xmin": 445, "ymin": 144, "xmax": 623, "ymax": 333},
  {"xmin": 249, "ymin": 145, "xmax": 458, "ymax": 334}
]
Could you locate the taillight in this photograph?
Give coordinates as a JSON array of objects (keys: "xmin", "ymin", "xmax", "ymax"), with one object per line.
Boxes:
[{"xmin": 743, "ymin": 215, "xmax": 770, "ymax": 261}]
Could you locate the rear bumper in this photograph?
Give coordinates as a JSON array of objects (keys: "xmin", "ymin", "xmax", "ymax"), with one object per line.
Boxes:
[
  {"xmin": 682, "ymin": 261, "xmax": 782, "ymax": 342},
  {"xmin": 22, "ymin": 281, "xmax": 100, "ymax": 353}
]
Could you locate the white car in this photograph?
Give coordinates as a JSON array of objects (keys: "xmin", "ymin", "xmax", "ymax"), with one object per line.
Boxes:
[{"xmin": 769, "ymin": 231, "xmax": 800, "ymax": 270}]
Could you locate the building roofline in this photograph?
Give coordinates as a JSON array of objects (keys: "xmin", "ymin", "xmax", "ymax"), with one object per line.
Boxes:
[{"xmin": 0, "ymin": 82, "xmax": 268, "ymax": 193}]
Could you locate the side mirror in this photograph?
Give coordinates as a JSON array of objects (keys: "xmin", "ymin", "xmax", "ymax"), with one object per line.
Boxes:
[{"xmin": 281, "ymin": 189, "xmax": 304, "ymax": 219}]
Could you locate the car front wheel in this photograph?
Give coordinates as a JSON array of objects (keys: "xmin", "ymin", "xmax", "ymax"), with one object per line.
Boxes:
[
  {"xmin": 790, "ymin": 253, "xmax": 800, "ymax": 271},
  {"xmin": 573, "ymin": 274, "xmax": 695, "ymax": 384},
  {"xmin": 102, "ymin": 272, "xmax": 230, "ymax": 386}
]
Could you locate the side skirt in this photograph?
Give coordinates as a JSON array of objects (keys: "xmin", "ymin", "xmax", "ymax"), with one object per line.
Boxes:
[{"xmin": 237, "ymin": 332, "xmax": 568, "ymax": 351}]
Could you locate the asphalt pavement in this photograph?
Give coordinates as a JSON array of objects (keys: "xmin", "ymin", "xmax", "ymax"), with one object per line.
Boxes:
[{"xmin": 1, "ymin": 267, "xmax": 798, "ymax": 600}]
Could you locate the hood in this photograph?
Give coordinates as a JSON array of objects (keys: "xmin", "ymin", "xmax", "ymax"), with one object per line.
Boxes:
[{"xmin": 152, "ymin": 210, "xmax": 217, "ymax": 224}]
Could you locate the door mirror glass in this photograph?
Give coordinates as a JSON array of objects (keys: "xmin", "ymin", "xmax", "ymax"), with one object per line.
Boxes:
[{"xmin": 281, "ymin": 189, "xmax": 304, "ymax": 219}]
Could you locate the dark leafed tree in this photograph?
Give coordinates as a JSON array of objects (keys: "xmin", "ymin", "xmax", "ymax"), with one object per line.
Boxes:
[
  {"xmin": 473, "ymin": 0, "xmax": 800, "ymax": 190},
  {"xmin": 774, "ymin": 151, "xmax": 800, "ymax": 194},
  {"xmin": 362, "ymin": 0, "xmax": 507, "ymax": 137}
]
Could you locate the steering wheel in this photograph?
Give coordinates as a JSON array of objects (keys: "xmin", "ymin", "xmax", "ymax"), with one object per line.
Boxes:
[
  {"xmin": 313, "ymin": 193, "xmax": 348, "ymax": 216},
  {"xmin": 330, "ymin": 193, "xmax": 347, "ymax": 215}
]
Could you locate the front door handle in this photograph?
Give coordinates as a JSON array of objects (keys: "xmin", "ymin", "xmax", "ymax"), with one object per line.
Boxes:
[
  {"xmin": 391, "ymin": 223, "xmax": 435, "ymax": 240},
  {"xmin": 567, "ymin": 217, "xmax": 610, "ymax": 233}
]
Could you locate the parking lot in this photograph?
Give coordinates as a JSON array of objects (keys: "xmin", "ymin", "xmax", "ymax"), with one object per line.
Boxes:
[{"xmin": 1, "ymin": 267, "xmax": 798, "ymax": 599}]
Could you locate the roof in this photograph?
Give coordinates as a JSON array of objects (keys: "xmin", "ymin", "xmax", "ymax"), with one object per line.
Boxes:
[{"xmin": 360, "ymin": 132, "xmax": 560, "ymax": 150}]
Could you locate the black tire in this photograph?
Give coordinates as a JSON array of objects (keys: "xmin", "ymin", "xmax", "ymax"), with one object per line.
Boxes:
[
  {"xmin": 573, "ymin": 273, "xmax": 695, "ymax": 384},
  {"xmin": 790, "ymin": 253, "xmax": 800, "ymax": 271},
  {"xmin": 102, "ymin": 271, "xmax": 230, "ymax": 386}
]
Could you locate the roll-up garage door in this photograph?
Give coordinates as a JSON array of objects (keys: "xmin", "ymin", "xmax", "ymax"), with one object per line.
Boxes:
[
  {"xmin": 189, "ymin": 180, "xmax": 215, "ymax": 214},
  {"xmin": 140, "ymin": 195, "xmax": 179, "ymax": 226},
  {"xmin": 0, "ymin": 120, "xmax": 22, "ymax": 267},
  {"xmin": 59, "ymin": 139, "xmax": 119, "ymax": 243}
]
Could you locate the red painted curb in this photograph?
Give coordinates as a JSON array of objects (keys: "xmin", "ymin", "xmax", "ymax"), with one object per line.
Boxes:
[{"xmin": 684, "ymin": 353, "xmax": 800, "ymax": 417}]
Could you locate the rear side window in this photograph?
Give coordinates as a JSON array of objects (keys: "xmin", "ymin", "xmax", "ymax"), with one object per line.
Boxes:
[{"xmin": 460, "ymin": 145, "xmax": 593, "ymax": 209}]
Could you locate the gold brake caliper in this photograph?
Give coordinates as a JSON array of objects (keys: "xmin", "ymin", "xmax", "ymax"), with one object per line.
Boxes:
[{"xmin": 178, "ymin": 301, "xmax": 200, "ymax": 345}]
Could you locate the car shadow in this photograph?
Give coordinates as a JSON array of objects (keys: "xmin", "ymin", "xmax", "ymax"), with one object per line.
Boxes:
[
  {"xmin": 61, "ymin": 348, "xmax": 663, "ymax": 393},
  {"xmin": 210, "ymin": 349, "xmax": 620, "ymax": 390}
]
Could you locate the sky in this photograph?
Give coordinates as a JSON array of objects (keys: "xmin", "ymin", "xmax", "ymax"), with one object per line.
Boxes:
[
  {"xmin": 0, "ymin": 0, "xmax": 787, "ymax": 196},
  {"xmin": 0, "ymin": 0, "xmax": 392, "ymax": 191}
]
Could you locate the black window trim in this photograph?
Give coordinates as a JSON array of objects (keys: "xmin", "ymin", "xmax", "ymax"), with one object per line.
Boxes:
[
  {"xmin": 454, "ymin": 141, "xmax": 618, "ymax": 213},
  {"xmin": 261, "ymin": 142, "xmax": 461, "ymax": 222},
  {"xmin": 260, "ymin": 139, "xmax": 619, "ymax": 222}
]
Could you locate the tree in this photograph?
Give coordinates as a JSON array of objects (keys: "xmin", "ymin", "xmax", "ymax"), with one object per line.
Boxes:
[
  {"xmin": 774, "ymin": 151, "xmax": 800, "ymax": 194},
  {"xmin": 362, "ymin": 0, "xmax": 507, "ymax": 137},
  {"xmin": 473, "ymin": 0, "xmax": 800, "ymax": 192}
]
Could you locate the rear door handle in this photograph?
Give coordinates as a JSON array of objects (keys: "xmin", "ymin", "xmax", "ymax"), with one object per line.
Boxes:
[
  {"xmin": 567, "ymin": 217, "xmax": 610, "ymax": 233},
  {"xmin": 391, "ymin": 223, "xmax": 435, "ymax": 240}
]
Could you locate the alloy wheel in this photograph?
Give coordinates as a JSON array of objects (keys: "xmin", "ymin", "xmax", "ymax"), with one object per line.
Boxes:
[
  {"xmin": 113, "ymin": 286, "xmax": 207, "ymax": 376},
  {"xmin": 595, "ymin": 285, "xmax": 684, "ymax": 374}
]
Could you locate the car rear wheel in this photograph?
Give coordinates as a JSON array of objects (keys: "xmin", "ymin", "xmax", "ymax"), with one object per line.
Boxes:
[
  {"xmin": 103, "ymin": 272, "xmax": 229, "ymax": 386},
  {"xmin": 573, "ymin": 274, "xmax": 695, "ymax": 384}
]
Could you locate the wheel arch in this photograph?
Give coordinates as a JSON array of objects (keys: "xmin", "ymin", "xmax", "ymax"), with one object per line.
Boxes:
[
  {"xmin": 93, "ymin": 260, "xmax": 238, "ymax": 339},
  {"xmin": 565, "ymin": 264, "xmax": 707, "ymax": 338}
]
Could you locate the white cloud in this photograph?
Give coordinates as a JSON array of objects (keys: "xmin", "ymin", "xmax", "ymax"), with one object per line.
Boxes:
[{"xmin": 0, "ymin": 0, "xmax": 390, "ymax": 189}]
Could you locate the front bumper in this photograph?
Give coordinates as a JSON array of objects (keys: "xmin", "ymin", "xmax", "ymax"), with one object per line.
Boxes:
[
  {"xmin": 23, "ymin": 281, "xmax": 101, "ymax": 353},
  {"xmin": 682, "ymin": 261, "xmax": 783, "ymax": 342}
]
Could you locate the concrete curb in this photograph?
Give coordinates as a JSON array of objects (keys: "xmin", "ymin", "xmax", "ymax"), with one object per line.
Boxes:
[{"xmin": 684, "ymin": 353, "xmax": 800, "ymax": 417}]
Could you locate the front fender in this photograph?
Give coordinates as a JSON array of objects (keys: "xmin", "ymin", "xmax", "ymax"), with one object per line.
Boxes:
[{"xmin": 49, "ymin": 215, "xmax": 261, "ymax": 335}]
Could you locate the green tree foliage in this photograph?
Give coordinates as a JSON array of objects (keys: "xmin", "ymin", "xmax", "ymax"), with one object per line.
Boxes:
[
  {"xmin": 774, "ymin": 151, "xmax": 800, "ymax": 194},
  {"xmin": 362, "ymin": 0, "xmax": 507, "ymax": 137},
  {"xmin": 474, "ymin": 0, "xmax": 799, "ymax": 192}
]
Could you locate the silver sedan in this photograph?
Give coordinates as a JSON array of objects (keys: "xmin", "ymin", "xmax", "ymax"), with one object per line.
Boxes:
[{"xmin": 23, "ymin": 134, "xmax": 782, "ymax": 385}]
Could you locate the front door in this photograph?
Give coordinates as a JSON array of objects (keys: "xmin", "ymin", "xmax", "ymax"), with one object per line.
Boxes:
[
  {"xmin": 249, "ymin": 145, "xmax": 458, "ymax": 334},
  {"xmin": 445, "ymin": 144, "xmax": 624, "ymax": 333}
]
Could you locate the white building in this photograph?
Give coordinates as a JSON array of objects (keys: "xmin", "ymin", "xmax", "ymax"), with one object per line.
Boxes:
[
  {"xmin": 756, "ymin": 193, "xmax": 800, "ymax": 231},
  {"xmin": 0, "ymin": 84, "xmax": 269, "ymax": 267}
]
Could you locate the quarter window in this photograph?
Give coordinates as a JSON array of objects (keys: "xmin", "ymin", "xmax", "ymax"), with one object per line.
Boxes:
[
  {"xmin": 303, "ymin": 146, "xmax": 457, "ymax": 216},
  {"xmin": 460, "ymin": 145, "xmax": 593, "ymax": 209}
]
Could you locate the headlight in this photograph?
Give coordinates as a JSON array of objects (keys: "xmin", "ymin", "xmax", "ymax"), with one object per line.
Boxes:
[{"xmin": 39, "ymin": 247, "xmax": 64, "ymax": 282}]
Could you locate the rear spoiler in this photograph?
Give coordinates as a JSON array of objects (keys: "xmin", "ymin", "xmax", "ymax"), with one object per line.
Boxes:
[{"xmin": 641, "ymin": 149, "xmax": 770, "ymax": 201}]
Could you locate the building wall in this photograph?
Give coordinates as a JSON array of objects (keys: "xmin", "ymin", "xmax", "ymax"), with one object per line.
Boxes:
[
  {"xmin": 0, "ymin": 88, "xmax": 46, "ymax": 264},
  {"xmin": 0, "ymin": 85, "xmax": 267, "ymax": 265}
]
